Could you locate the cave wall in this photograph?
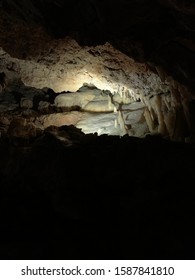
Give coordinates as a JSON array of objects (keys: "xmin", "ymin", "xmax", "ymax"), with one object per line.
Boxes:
[{"xmin": 1, "ymin": 0, "xmax": 195, "ymax": 141}]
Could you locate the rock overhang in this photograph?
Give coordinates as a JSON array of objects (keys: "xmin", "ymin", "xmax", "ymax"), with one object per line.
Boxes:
[{"xmin": 1, "ymin": 0, "xmax": 195, "ymax": 141}]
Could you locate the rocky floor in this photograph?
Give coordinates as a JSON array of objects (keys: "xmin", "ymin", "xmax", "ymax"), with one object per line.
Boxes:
[{"xmin": 0, "ymin": 126, "xmax": 195, "ymax": 260}]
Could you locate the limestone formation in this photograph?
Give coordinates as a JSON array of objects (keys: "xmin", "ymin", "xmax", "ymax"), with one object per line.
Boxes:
[
  {"xmin": 1, "ymin": 0, "xmax": 195, "ymax": 141},
  {"xmin": 1, "ymin": 0, "xmax": 195, "ymax": 261}
]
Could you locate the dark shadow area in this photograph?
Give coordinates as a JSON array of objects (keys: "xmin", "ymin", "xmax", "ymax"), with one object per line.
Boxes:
[{"xmin": 0, "ymin": 126, "xmax": 195, "ymax": 260}]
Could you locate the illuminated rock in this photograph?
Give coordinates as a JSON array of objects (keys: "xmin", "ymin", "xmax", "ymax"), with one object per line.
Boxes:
[{"xmin": 0, "ymin": 1, "xmax": 195, "ymax": 141}]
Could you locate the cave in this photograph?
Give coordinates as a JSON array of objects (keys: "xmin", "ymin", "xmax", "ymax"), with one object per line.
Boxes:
[{"xmin": 1, "ymin": 0, "xmax": 195, "ymax": 260}]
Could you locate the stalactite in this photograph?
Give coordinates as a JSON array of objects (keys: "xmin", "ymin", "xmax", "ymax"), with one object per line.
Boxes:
[
  {"xmin": 152, "ymin": 95, "xmax": 167, "ymax": 135},
  {"xmin": 164, "ymin": 111, "xmax": 176, "ymax": 139},
  {"xmin": 114, "ymin": 108, "xmax": 127, "ymax": 136},
  {"xmin": 144, "ymin": 107, "xmax": 155, "ymax": 133},
  {"xmin": 1, "ymin": 31, "xmax": 194, "ymax": 141},
  {"xmin": 108, "ymin": 94, "xmax": 113, "ymax": 110}
]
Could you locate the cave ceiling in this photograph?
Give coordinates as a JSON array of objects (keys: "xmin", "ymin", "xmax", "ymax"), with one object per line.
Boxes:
[{"xmin": 1, "ymin": 0, "xmax": 195, "ymax": 90}]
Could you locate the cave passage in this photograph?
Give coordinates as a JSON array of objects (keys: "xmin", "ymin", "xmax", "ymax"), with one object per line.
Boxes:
[
  {"xmin": 0, "ymin": 35, "xmax": 192, "ymax": 142},
  {"xmin": 1, "ymin": 0, "xmax": 195, "ymax": 261}
]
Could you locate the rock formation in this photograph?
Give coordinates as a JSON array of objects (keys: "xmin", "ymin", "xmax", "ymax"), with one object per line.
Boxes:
[
  {"xmin": 1, "ymin": 0, "xmax": 195, "ymax": 260},
  {"xmin": 1, "ymin": 0, "xmax": 195, "ymax": 141}
]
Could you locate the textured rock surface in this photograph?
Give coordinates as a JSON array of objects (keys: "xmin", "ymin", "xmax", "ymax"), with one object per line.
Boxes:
[
  {"xmin": 0, "ymin": 80, "xmax": 149, "ymax": 138},
  {"xmin": 1, "ymin": 0, "xmax": 195, "ymax": 93},
  {"xmin": 0, "ymin": 36, "xmax": 191, "ymax": 140},
  {"xmin": 1, "ymin": 0, "xmax": 195, "ymax": 261},
  {"xmin": 1, "ymin": 0, "xmax": 195, "ymax": 140}
]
